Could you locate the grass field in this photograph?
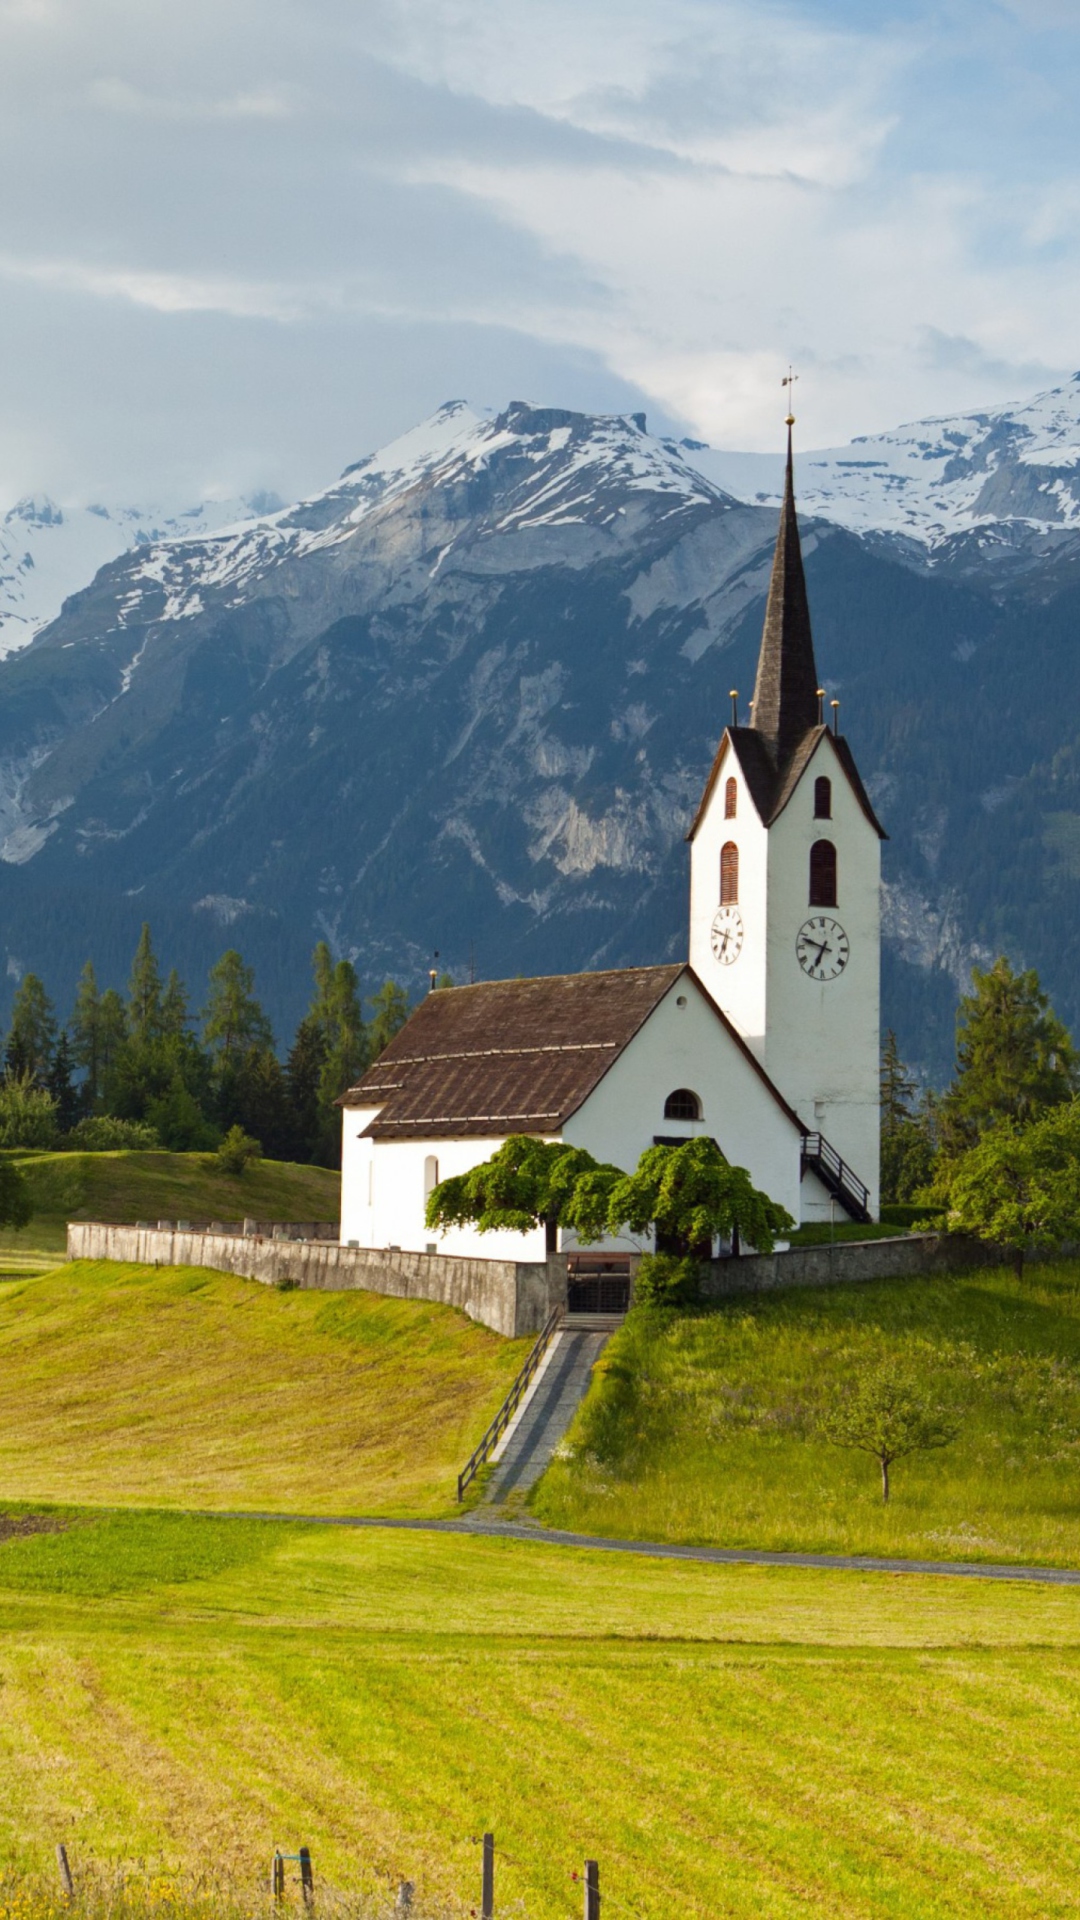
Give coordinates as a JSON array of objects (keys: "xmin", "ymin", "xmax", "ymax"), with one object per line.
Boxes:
[
  {"xmin": 0, "ymin": 1150, "xmax": 341, "ymax": 1259},
  {"xmin": 0, "ymin": 1509, "xmax": 1079, "ymax": 1917},
  {"xmin": 0, "ymin": 1261, "xmax": 528, "ymax": 1514},
  {"xmin": 532, "ymin": 1260, "xmax": 1080, "ymax": 1566}
]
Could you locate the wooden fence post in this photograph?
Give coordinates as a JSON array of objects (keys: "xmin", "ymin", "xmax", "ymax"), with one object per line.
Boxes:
[
  {"xmin": 56, "ymin": 1845, "xmax": 74, "ymax": 1900},
  {"xmin": 299, "ymin": 1847, "xmax": 313, "ymax": 1907},
  {"xmin": 271, "ymin": 1851, "xmax": 285, "ymax": 1900},
  {"xmin": 481, "ymin": 1832, "xmax": 494, "ymax": 1919},
  {"xmin": 584, "ymin": 1858, "xmax": 600, "ymax": 1920}
]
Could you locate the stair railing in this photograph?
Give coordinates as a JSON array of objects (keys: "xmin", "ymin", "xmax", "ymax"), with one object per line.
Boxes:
[
  {"xmin": 801, "ymin": 1132, "xmax": 871, "ymax": 1219},
  {"xmin": 456, "ymin": 1302, "xmax": 563, "ymax": 1502}
]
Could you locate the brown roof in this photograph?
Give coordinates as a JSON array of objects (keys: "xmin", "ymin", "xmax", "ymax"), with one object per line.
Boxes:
[
  {"xmin": 687, "ymin": 724, "xmax": 886, "ymax": 840},
  {"xmin": 750, "ymin": 423, "xmax": 822, "ymax": 766},
  {"xmin": 342, "ymin": 965, "xmax": 684, "ymax": 1139}
]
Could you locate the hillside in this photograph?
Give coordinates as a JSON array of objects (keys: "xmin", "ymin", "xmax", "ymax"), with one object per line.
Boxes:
[
  {"xmin": 0, "ymin": 1259, "xmax": 526, "ymax": 1513},
  {"xmin": 532, "ymin": 1262, "xmax": 1080, "ymax": 1566},
  {"xmin": 6, "ymin": 385, "xmax": 1080, "ymax": 1075},
  {"xmin": 2, "ymin": 1149, "xmax": 340, "ymax": 1256}
]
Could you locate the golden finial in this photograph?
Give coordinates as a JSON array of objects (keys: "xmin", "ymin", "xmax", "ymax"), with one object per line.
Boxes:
[{"xmin": 782, "ymin": 365, "xmax": 798, "ymax": 427}]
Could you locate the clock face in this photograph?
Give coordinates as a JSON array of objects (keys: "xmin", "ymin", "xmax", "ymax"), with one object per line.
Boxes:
[
  {"xmin": 711, "ymin": 904, "xmax": 744, "ymax": 965},
  {"xmin": 796, "ymin": 915, "xmax": 850, "ymax": 981}
]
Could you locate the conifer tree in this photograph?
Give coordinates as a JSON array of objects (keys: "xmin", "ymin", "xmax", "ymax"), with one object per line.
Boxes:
[
  {"xmin": 941, "ymin": 957, "xmax": 1078, "ymax": 1155},
  {"xmin": 285, "ymin": 1013, "xmax": 328, "ymax": 1164},
  {"xmin": 97, "ymin": 990, "xmax": 129, "ymax": 1085},
  {"xmin": 47, "ymin": 1031, "xmax": 79, "ymax": 1134},
  {"xmin": 5, "ymin": 974, "xmax": 57, "ymax": 1084},
  {"xmin": 70, "ymin": 961, "xmax": 103, "ymax": 1109},
  {"xmin": 128, "ymin": 924, "xmax": 163, "ymax": 1044},
  {"xmin": 202, "ymin": 950, "xmax": 273, "ymax": 1062},
  {"xmin": 880, "ymin": 1031, "xmax": 937, "ymax": 1203},
  {"xmin": 160, "ymin": 969, "xmax": 190, "ymax": 1038},
  {"xmin": 368, "ymin": 980, "xmax": 410, "ymax": 1060}
]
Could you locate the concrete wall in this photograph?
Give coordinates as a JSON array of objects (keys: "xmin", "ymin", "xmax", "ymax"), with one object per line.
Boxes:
[
  {"xmin": 699, "ymin": 1232, "xmax": 992, "ymax": 1298},
  {"xmin": 67, "ymin": 1222, "xmax": 563, "ymax": 1338}
]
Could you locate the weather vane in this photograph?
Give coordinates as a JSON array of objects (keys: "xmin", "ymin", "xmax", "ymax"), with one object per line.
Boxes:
[{"xmin": 782, "ymin": 366, "xmax": 798, "ymax": 427}]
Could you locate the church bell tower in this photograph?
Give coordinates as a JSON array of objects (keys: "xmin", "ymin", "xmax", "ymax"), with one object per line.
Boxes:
[{"xmin": 687, "ymin": 417, "xmax": 885, "ymax": 1220}]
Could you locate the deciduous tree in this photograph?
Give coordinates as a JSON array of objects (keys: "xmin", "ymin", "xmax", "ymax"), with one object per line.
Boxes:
[
  {"xmin": 819, "ymin": 1359, "xmax": 961, "ymax": 1502},
  {"xmin": 928, "ymin": 1103, "xmax": 1080, "ymax": 1278},
  {"xmin": 606, "ymin": 1138, "xmax": 794, "ymax": 1255}
]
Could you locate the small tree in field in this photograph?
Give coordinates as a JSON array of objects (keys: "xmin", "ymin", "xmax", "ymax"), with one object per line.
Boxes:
[
  {"xmin": 820, "ymin": 1360, "xmax": 961, "ymax": 1502},
  {"xmin": 216, "ymin": 1125, "xmax": 262, "ymax": 1176},
  {"xmin": 927, "ymin": 1103, "xmax": 1080, "ymax": 1278}
]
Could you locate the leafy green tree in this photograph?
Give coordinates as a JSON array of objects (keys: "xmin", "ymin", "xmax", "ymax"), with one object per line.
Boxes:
[
  {"xmin": 632, "ymin": 1252, "xmax": 703, "ymax": 1308},
  {"xmin": 144, "ymin": 1070, "xmax": 219, "ymax": 1151},
  {"xmin": 202, "ymin": 950, "xmax": 272, "ymax": 1062},
  {"xmin": 368, "ymin": 980, "xmax": 410, "ymax": 1060},
  {"xmin": 216, "ymin": 1124, "xmax": 262, "ymax": 1176},
  {"xmin": 927, "ymin": 1103, "xmax": 1080, "ymax": 1278},
  {"xmin": 66, "ymin": 1115, "xmax": 160, "ymax": 1151},
  {"xmin": 47, "ymin": 1031, "xmax": 79, "ymax": 1134},
  {"xmin": 128, "ymin": 924, "xmax": 163, "ymax": 1044},
  {"xmin": 0, "ymin": 1155, "xmax": 31, "ymax": 1230},
  {"xmin": 940, "ymin": 957, "xmax": 1078, "ymax": 1154},
  {"xmin": 819, "ymin": 1358, "xmax": 962, "ymax": 1502},
  {"xmin": 71, "ymin": 961, "xmax": 105, "ymax": 1108},
  {"xmin": 606, "ymin": 1138, "xmax": 794, "ymax": 1255},
  {"xmin": 160, "ymin": 969, "xmax": 190, "ymax": 1038},
  {"xmin": 0, "ymin": 1076, "xmax": 58, "ymax": 1149},
  {"xmin": 426, "ymin": 1136, "xmax": 622, "ymax": 1252},
  {"xmin": 5, "ymin": 974, "xmax": 56, "ymax": 1084}
]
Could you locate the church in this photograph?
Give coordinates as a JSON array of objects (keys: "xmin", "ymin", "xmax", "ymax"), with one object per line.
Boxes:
[{"xmin": 338, "ymin": 424, "xmax": 885, "ymax": 1261}]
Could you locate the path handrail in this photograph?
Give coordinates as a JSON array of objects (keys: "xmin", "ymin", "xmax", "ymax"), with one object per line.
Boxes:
[{"xmin": 456, "ymin": 1302, "xmax": 562, "ymax": 1502}]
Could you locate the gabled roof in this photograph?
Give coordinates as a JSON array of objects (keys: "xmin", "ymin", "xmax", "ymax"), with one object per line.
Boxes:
[
  {"xmin": 341, "ymin": 962, "xmax": 805, "ymax": 1140},
  {"xmin": 686, "ymin": 724, "xmax": 886, "ymax": 839}
]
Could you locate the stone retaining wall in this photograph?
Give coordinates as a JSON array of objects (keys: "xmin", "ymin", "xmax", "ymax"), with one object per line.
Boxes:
[
  {"xmin": 700, "ymin": 1231, "xmax": 992, "ymax": 1297},
  {"xmin": 67, "ymin": 1222, "xmax": 562, "ymax": 1339}
]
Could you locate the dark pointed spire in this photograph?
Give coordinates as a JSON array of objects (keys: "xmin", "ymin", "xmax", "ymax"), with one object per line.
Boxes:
[{"xmin": 749, "ymin": 422, "xmax": 821, "ymax": 767}]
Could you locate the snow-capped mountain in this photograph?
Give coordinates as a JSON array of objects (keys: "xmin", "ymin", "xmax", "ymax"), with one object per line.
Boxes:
[
  {"xmin": 0, "ymin": 489, "xmax": 285, "ymax": 659},
  {"xmin": 689, "ymin": 373, "xmax": 1080, "ymax": 560}
]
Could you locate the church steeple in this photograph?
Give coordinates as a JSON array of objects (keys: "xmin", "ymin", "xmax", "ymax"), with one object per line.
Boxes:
[{"xmin": 749, "ymin": 421, "xmax": 820, "ymax": 768}]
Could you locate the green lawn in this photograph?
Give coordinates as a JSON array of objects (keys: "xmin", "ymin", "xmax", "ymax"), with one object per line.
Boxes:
[
  {"xmin": 0, "ymin": 1511, "xmax": 1079, "ymax": 1916},
  {"xmin": 0, "ymin": 1149, "xmax": 341, "ymax": 1257},
  {"xmin": 0, "ymin": 1261, "xmax": 527, "ymax": 1515},
  {"xmin": 533, "ymin": 1260, "xmax": 1080, "ymax": 1565}
]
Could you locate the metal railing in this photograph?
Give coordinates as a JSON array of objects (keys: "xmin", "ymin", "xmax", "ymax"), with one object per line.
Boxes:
[
  {"xmin": 456, "ymin": 1302, "xmax": 562, "ymax": 1501},
  {"xmin": 801, "ymin": 1132, "xmax": 871, "ymax": 1221}
]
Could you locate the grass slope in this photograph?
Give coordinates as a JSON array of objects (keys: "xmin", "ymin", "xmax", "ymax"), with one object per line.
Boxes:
[
  {"xmin": 0, "ymin": 1150, "xmax": 341, "ymax": 1257},
  {"xmin": 533, "ymin": 1260, "xmax": 1080, "ymax": 1565},
  {"xmin": 0, "ymin": 1512, "xmax": 1079, "ymax": 1916},
  {"xmin": 0, "ymin": 1261, "xmax": 527, "ymax": 1514}
]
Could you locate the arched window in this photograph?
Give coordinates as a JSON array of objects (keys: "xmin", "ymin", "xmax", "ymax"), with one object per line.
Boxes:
[
  {"xmin": 664, "ymin": 1089, "xmax": 702, "ymax": 1121},
  {"xmin": 720, "ymin": 841, "xmax": 739, "ymax": 904},
  {"xmin": 809, "ymin": 839, "xmax": 837, "ymax": 907},
  {"xmin": 814, "ymin": 776, "xmax": 832, "ymax": 819},
  {"xmin": 724, "ymin": 776, "xmax": 737, "ymax": 819},
  {"xmin": 423, "ymin": 1154, "xmax": 440, "ymax": 1199}
]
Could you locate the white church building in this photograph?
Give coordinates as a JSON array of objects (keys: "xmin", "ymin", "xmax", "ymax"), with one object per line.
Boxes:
[{"xmin": 339, "ymin": 427, "xmax": 885, "ymax": 1262}]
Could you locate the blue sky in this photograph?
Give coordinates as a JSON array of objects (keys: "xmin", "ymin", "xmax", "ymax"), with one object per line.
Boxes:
[{"xmin": 0, "ymin": 0, "xmax": 1078, "ymax": 505}]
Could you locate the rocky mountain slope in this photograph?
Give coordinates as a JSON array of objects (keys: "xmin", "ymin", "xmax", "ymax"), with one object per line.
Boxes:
[{"xmin": 3, "ymin": 387, "xmax": 1080, "ymax": 1078}]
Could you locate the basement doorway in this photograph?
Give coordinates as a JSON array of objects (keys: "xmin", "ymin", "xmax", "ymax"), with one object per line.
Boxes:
[{"xmin": 566, "ymin": 1252, "xmax": 631, "ymax": 1315}]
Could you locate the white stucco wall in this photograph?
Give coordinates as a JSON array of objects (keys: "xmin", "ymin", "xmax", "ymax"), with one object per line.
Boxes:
[
  {"xmin": 340, "ymin": 1112, "xmax": 552, "ymax": 1260},
  {"xmin": 688, "ymin": 740, "xmax": 770, "ymax": 1049}
]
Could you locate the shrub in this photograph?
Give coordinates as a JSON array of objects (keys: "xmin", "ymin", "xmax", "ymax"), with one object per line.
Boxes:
[
  {"xmin": 633, "ymin": 1252, "xmax": 703, "ymax": 1309},
  {"xmin": 216, "ymin": 1125, "xmax": 262, "ymax": 1176},
  {"xmin": 0, "ymin": 1075, "xmax": 59, "ymax": 1149},
  {"xmin": 64, "ymin": 1115, "xmax": 161, "ymax": 1151}
]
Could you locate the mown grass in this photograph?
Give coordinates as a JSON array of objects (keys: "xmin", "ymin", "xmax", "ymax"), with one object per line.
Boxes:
[
  {"xmin": 0, "ymin": 1150, "xmax": 341, "ymax": 1258},
  {"xmin": 533, "ymin": 1259, "xmax": 1080, "ymax": 1564},
  {"xmin": 0, "ymin": 1510, "xmax": 1079, "ymax": 1916},
  {"xmin": 0, "ymin": 1262, "xmax": 528, "ymax": 1515}
]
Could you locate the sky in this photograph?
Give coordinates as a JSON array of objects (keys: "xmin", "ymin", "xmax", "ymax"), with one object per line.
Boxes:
[{"xmin": 1, "ymin": 0, "xmax": 1079, "ymax": 507}]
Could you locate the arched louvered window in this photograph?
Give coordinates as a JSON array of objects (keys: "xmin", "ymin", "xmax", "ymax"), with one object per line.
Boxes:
[
  {"xmin": 724, "ymin": 777, "xmax": 737, "ymax": 819},
  {"xmin": 664, "ymin": 1089, "xmax": 702, "ymax": 1121},
  {"xmin": 720, "ymin": 841, "xmax": 739, "ymax": 903},
  {"xmin": 809, "ymin": 839, "xmax": 837, "ymax": 907},
  {"xmin": 814, "ymin": 776, "xmax": 832, "ymax": 819}
]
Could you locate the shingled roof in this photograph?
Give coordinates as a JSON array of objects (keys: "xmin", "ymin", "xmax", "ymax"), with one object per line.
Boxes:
[
  {"xmin": 341, "ymin": 965, "xmax": 684, "ymax": 1139},
  {"xmin": 687, "ymin": 723, "xmax": 886, "ymax": 840}
]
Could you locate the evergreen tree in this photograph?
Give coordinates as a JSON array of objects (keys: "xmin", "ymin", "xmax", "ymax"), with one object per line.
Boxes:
[
  {"xmin": 368, "ymin": 980, "xmax": 410, "ymax": 1060},
  {"xmin": 160, "ymin": 969, "xmax": 190, "ymax": 1038},
  {"xmin": 47, "ymin": 1031, "xmax": 79, "ymax": 1134},
  {"xmin": 5, "ymin": 974, "xmax": 57, "ymax": 1084},
  {"xmin": 285, "ymin": 1013, "xmax": 329, "ymax": 1165},
  {"xmin": 880, "ymin": 1031, "xmax": 916, "ymax": 1137},
  {"xmin": 319, "ymin": 960, "xmax": 368, "ymax": 1102},
  {"xmin": 202, "ymin": 950, "xmax": 273, "ymax": 1062},
  {"xmin": 940, "ymin": 957, "xmax": 1078, "ymax": 1155},
  {"xmin": 218, "ymin": 1045, "xmax": 294, "ymax": 1162},
  {"xmin": 145, "ymin": 1069, "xmax": 219, "ymax": 1151},
  {"xmin": 70, "ymin": 961, "xmax": 104, "ymax": 1109},
  {"xmin": 97, "ymin": 990, "xmax": 129, "ymax": 1087},
  {"xmin": 128, "ymin": 924, "xmax": 163, "ymax": 1044},
  {"xmin": 880, "ymin": 1031, "xmax": 937, "ymax": 1204}
]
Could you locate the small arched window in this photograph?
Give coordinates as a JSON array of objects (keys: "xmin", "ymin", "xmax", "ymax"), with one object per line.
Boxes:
[
  {"xmin": 664, "ymin": 1089, "xmax": 702, "ymax": 1122},
  {"xmin": 423, "ymin": 1154, "xmax": 440, "ymax": 1199},
  {"xmin": 809, "ymin": 839, "xmax": 837, "ymax": 907},
  {"xmin": 720, "ymin": 841, "xmax": 739, "ymax": 904},
  {"xmin": 724, "ymin": 777, "xmax": 737, "ymax": 819},
  {"xmin": 814, "ymin": 776, "xmax": 832, "ymax": 819}
]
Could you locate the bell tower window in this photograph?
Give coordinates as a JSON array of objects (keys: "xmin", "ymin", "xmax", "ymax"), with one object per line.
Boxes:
[
  {"xmin": 724, "ymin": 777, "xmax": 737, "ymax": 819},
  {"xmin": 814, "ymin": 776, "xmax": 832, "ymax": 819},
  {"xmin": 664, "ymin": 1089, "xmax": 702, "ymax": 1121},
  {"xmin": 809, "ymin": 839, "xmax": 837, "ymax": 907},
  {"xmin": 720, "ymin": 841, "xmax": 739, "ymax": 904}
]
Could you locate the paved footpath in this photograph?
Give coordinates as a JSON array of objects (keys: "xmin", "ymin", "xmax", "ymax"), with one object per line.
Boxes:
[{"xmin": 243, "ymin": 1510, "xmax": 1080, "ymax": 1586}]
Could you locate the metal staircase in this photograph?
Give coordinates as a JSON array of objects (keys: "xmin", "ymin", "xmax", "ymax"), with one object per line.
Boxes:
[{"xmin": 801, "ymin": 1132, "xmax": 871, "ymax": 1223}]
